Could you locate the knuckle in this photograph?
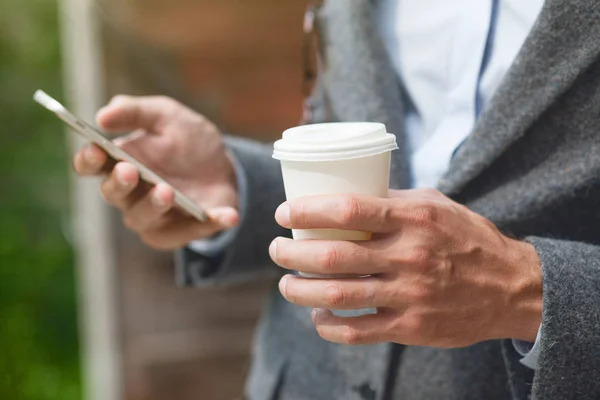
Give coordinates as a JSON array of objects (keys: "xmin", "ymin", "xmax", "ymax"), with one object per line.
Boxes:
[
  {"xmin": 419, "ymin": 188, "xmax": 443, "ymax": 198},
  {"xmin": 324, "ymin": 283, "xmax": 347, "ymax": 308},
  {"xmin": 476, "ymin": 213, "xmax": 497, "ymax": 231},
  {"xmin": 403, "ymin": 247, "xmax": 433, "ymax": 266},
  {"xmin": 382, "ymin": 199, "xmax": 397, "ymax": 222},
  {"xmin": 156, "ymin": 95, "xmax": 178, "ymax": 108},
  {"xmin": 318, "ymin": 245, "xmax": 339, "ymax": 271},
  {"xmin": 163, "ymin": 97, "xmax": 188, "ymax": 117},
  {"xmin": 340, "ymin": 195, "xmax": 361, "ymax": 224},
  {"xmin": 412, "ymin": 203, "xmax": 437, "ymax": 225},
  {"xmin": 110, "ymin": 94, "xmax": 129, "ymax": 105},
  {"xmin": 188, "ymin": 111, "xmax": 208, "ymax": 126},
  {"xmin": 148, "ymin": 96, "xmax": 180, "ymax": 117},
  {"xmin": 408, "ymin": 285, "xmax": 434, "ymax": 304}
]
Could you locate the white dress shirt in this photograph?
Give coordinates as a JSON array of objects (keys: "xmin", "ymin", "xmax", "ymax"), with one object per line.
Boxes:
[
  {"xmin": 191, "ymin": 0, "xmax": 545, "ymax": 369},
  {"xmin": 376, "ymin": 0, "xmax": 544, "ymax": 189}
]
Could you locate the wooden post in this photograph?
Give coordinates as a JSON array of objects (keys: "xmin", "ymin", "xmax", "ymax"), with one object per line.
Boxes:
[{"xmin": 58, "ymin": 0, "xmax": 123, "ymax": 399}]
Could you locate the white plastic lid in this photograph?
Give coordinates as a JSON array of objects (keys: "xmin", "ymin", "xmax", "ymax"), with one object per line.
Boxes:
[{"xmin": 273, "ymin": 122, "xmax": 398, "ymax": 162}]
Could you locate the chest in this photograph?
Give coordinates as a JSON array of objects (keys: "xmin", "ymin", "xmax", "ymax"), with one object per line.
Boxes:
[{"xmin": 375, "ymin": 0, "xmax": 544, "ymax": 137}]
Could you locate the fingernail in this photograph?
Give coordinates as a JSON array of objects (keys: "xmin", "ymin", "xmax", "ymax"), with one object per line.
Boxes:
[
  {"xmin": 152, "ymin": 191, "xmax": 166, "ymax": 208},
  {"xmin": 279, "ymin": 275, "xmax": 288, "ymax": 297},
  {"xmin": 275, "ymin": 203, "xmax": 291, "ymax": 227},
  {"xmin": 96, "ymin": 110, "xmax": 107, "ymax": 128},
  {"xmin": 116, "ymin": 168, "xmax": 130, "ymax": 187},
  {"xmin": 269, "ymin": 239, "xmax": 279, "ymax": 265},
  {"xmin": 311, "ymin": 308, "xmax": 327, "ymax": 322},
  {"xmin": 217, "ymin": 212, "xmax": 234, "ymax": 228},
  {"xmin": 84, "ymin": 147, "xmax": 98, "ymax": 165}
]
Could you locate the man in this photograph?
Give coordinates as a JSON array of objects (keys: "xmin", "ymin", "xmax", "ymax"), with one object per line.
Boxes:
[{"xmin": 74, "ymin": 0, "xmax": 600, "ymax": 399}]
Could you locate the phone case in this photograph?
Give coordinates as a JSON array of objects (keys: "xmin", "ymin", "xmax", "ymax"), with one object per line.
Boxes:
[{"xmin": 34, "ymin": 90, "xmax": 208, "ymax": 222}]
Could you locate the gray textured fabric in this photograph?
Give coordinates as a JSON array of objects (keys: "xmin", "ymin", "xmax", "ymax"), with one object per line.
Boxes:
[{"xmin": 178, "ymin": 0, "xmax": 600, "ymax": 399}]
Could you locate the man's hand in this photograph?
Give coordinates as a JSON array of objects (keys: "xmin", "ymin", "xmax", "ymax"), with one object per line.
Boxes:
[
  {"xmin": 269, "ymin": 189, "xmax": 543, "ymax": 347},
  {"xmin": 73, "ymin": 95, "xmax": 239, "ymax": 250}
]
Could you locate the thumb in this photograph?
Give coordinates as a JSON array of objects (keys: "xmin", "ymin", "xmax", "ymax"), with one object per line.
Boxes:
[{"xmin": 96, "ymin": 95, "xmax": 174, "ymax": 133}]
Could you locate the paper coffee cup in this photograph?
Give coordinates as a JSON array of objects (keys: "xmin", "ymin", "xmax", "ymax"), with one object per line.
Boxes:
[{"xmin": 273, "ymin": 122, "xmax": 398, "ymax": 278}]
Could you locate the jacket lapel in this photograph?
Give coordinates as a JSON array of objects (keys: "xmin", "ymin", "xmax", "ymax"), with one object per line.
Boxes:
[
  {"xmin": 318, "ymin": 0, "xmax": 411, "ymax": 189},
  {"xmin": 439, "ymin": 0, "xmax": 600, "ymax": 195}
]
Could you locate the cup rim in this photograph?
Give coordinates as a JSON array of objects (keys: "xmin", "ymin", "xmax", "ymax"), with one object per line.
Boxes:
[{"xmin": 273, "ymin": 122, "xmax": 398, "ymax": 162}]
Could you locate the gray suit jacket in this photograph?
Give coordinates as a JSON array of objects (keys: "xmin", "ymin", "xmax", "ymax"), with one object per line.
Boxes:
[{"xmin": 178, "ymin": 1, "xmax": 600, "ymax": 399}]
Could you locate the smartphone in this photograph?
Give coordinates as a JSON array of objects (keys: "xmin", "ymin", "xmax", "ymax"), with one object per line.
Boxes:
[{"xmin": 34, "ymin": 90, "xmax": 208, "ymax": 222}]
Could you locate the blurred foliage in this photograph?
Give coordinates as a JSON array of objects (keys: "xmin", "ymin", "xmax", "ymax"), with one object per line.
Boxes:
[{"xmin": 0, "ymin": 0, "xmax": 81, "ymax": 399}]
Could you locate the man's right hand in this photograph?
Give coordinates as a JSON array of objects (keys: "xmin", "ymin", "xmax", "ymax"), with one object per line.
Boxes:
[{"xmin": 73, "ymin": 95, "xmax": 239, "ymax": 250}]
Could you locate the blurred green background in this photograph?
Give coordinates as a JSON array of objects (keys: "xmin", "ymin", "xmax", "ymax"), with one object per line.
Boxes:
[{"xmin": 0, "ymin": 0, "xmax": 81, "ymax": 399}]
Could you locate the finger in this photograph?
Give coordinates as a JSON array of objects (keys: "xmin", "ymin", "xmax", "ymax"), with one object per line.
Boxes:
[
  {"xmin": 73, "ymin": 144, "xmax": 113, "ymax": 176},
  {"xmin": 97, "ymin": 95, "xmax": 177, "ymax": 133},
  {"xmin": 206, "ymin": 206, "xmax": 240, "ymax": 228},
  {"xmin": 122, "ymin": 182, "xmax": 176, "ymax": 232},
  {"xmin": 100, "ymin": 162, "xmax": 143, "ymax": 209},
  {"xmin": 278, "ymin": 274, "xmax": 391, "ymax": 310},
  {"xmin": 141, "ymin": 213, "xmax": 235, "ymax": 250},
  {"xmin": 311, "ymin": 308, "xmax": 398, "ymax": 345},
  {"xmin": 124, "ymin": 183, "xmax": 240, "ymax": 232},
  {"xmin": 275, "ymin": 194, "xmax": 394, "ymax": 233},
  {"xmin": 270, "ymin": 237, "xmax": 388, "ymax": 275}
]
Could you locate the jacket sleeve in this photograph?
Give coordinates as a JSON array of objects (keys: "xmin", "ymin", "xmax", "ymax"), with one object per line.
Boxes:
[
  {"xmin": 176, "ymin": 135, "xmax": 290, "ymax": 287},
  {"xmin": 527, "ymin": 237, "xmax": 600, "ymax": 399}
]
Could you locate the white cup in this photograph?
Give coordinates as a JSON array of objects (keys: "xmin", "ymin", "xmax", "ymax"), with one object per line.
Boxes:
[{"xmin": 273, "ymin": 122, "xmax": 398, "ymax": 278}]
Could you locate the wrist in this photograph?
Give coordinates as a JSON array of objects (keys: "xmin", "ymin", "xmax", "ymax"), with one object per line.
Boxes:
[
  {"xmin": 224, "ymin": 150, "xmax": 242, "ymax": 208},
  {"xmin": 500, "ymin": 239, "xmax": 543, "ymax": 342},
  {"xmin": 202, "ymin": 149, "xmax": 239, "ymax": 211}
]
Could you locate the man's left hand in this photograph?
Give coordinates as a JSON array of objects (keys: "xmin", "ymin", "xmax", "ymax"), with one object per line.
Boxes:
[{"xmin": 269, "ymin": 189, "xmax": 543, "ymax": 347}]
